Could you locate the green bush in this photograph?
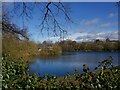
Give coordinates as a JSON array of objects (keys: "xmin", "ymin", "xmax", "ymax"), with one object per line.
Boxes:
[
  {"xmin": 2, "ymin": 34, "xmax": 39, "ymax": 61},
  {"xmin": 39, "ymin": 45, "xmax": 62, "ymax": 57}
]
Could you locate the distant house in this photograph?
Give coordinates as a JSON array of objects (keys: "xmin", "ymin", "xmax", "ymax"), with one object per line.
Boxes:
[
  {"xmin": 38, "ymin": 44, "xmax": 53, "ymax": 51},
  {"xmin": 38, "ymin": 48, "xmax": 42, "ymax": 51}
]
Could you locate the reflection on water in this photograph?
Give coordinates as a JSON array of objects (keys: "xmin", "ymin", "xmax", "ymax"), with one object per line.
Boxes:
[{"xmin": 29, "ymin": 52, "xmax": 119, "ymax": 77}]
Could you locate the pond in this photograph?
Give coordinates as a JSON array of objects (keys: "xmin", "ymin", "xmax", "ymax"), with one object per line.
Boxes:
[{"xmin": 29, "ymin": 52, "xmax": 119, "ymax": 77}]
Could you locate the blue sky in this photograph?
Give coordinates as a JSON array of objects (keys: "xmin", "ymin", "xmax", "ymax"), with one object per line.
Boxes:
[{"xmin": 3, "ymin": 2, "xmax": 118, "ymax": 42}]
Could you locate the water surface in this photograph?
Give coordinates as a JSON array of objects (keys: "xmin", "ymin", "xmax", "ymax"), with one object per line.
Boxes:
[{"xmin": 29, "ymin": 52, "xmax": 119, "ymax": 77}]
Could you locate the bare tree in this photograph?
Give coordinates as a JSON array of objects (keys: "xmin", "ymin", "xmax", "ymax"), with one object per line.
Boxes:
[
  {"xmin": 2, "ymin": 1, "xmax": 72, "ymax": 40},
  {"xmin": 2, "ymin": 15, "xmax": 29, "ymax": 40}
]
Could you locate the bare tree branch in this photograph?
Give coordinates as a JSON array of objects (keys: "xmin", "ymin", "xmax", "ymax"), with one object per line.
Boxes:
[
  {"xmin": 2, "ymin": 2, "xmax": 72, "ymax": 40},
  {"xmin": 2, "ymin": 16, "xmax": 29, "ymax": 40},
  {"xmin": 38, "ymin": 2, "xmax": 71, "ymax": 40}
]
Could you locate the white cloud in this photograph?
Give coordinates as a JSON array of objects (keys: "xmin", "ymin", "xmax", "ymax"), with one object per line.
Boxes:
[
  {"xmin": 108, "ymin": 13, "xmax": 117, "ymax": 18},
  {"xmin": 100, "ymin": 23, "xmax": 112, "ymax": 27},
  {"xmin": 70, "ymin": 31, "xmax": 118, "ymax": 42},
  {"xmin": 81, "ymin": 18, "xmax": 100, "ymax": 25},
  {"xmin": 49, "ymin": 31, "xmax": 118, "ymax": 42},
  {"xmin": 110, "ymin": 31, "xmax": 119, "ymax": 40}
]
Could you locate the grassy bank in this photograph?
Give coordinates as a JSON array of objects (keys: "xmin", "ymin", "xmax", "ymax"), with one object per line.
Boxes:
[
  {"xmin": 2, "ymin": 34, "xmax": 62, "ymax": 62},
  {"xmin": 2, "ymin": 34, "xmax": 39, "ymax": 61},
  {"xmin": 2, "ymin": 54, "xmax": 120, "ymax": 89}
]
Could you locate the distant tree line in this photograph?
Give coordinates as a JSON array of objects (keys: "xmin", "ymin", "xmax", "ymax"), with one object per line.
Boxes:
[
  {"xmin": 56, "ymin": 39, "xmax": 120, "ymax": 52},
  {"xmin": 37, "ymin": 38, "xmax": 119, "ymax": 52}
]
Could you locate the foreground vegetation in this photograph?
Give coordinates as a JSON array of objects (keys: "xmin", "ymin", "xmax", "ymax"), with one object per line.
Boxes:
[{"xmin": 2, "ymin": 54, "xmax": 120, "ymax": 89}]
